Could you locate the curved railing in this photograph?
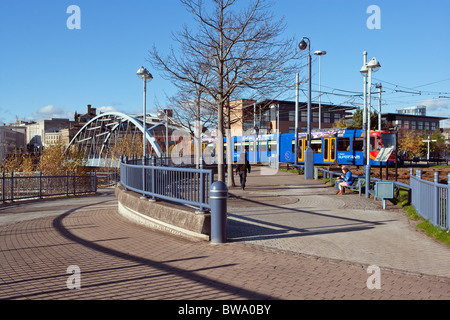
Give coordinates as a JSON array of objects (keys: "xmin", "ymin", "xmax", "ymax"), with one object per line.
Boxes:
[{"xmin": 120, "ymin": 156, "xmax": 213, "ymax": 212}]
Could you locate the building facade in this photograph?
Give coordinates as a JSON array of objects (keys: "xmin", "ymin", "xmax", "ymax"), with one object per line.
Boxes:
[
  {"xmin": 381, "ymin": 113, "xmax": 447, "ymax": 133},
  {"xmin": 26, "ymin": 118, "xmax": 72, "ymax": 151},
  {"xmin": 230, "ymin": 99, "xmax": 355, "ymax": 136},
  {"xmin": 0, "ymin": 126, "xmax": 26, "ymax": 163}
]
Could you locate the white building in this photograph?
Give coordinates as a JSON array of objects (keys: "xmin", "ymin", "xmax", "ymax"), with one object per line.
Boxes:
[
  {"xmin": 0, "ymin": 126, "xmax": 26, "ymax": 164},
  {"xmin": 26, "ymin": 118, "xmax": 71, "ymax": 151}
]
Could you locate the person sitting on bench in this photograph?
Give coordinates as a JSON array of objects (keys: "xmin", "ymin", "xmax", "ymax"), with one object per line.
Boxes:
[{"xmin": 335, "ymin": 166, "xmax": 353, "ymax": 195}]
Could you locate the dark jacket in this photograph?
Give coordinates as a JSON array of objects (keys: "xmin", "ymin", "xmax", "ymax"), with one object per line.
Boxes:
[{"xmin": 236, "ymin": 154, "xmax": 251, "ymax": 174}]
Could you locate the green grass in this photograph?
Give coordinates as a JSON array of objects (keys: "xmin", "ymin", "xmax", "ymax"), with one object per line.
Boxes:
[
  {"xmin": 279, "ymin": 168, "xmax": 303, "ymax": 175},
  {"xmin": 390, "ymin": 188, "xmax": 450, "ymax": 245},
  {"xmin": 416, "ymin": 221, "xmax": 450, "ymax": 245}
]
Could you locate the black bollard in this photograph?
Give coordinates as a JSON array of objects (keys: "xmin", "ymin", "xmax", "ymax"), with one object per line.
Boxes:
[{"xmin": 210, "ymin": 181, "xmax": 228, "ymax": 244}]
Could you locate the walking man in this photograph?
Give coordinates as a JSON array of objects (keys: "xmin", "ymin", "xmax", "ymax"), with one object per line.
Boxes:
[{"xmin": 235, "ymin": 152, "xmax": 251, "ymax": 190}]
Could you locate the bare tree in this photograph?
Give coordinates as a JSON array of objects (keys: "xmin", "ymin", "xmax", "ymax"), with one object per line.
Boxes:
[{"xmin": 149, "ymin": 0, "xmax": 305, "ymax": 183}]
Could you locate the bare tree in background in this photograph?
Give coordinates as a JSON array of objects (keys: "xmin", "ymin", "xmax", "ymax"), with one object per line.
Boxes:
[{"xmin": 149, "ymin": 0, "xmax": 305, "ymax": 183}]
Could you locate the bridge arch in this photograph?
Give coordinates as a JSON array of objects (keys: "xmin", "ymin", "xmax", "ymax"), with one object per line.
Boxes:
[{"xmin": 66, "ymin": 112, "xmax": 165, "ymax": 167}]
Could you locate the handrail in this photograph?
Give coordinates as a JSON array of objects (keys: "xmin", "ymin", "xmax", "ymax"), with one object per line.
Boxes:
[
  {"xmin": 1, "ymin": 172, "xmax": 97, "ymax": 203},
  {"xmin": 120, "ymin": 158, "xmax": 213, "ymax": 212}
]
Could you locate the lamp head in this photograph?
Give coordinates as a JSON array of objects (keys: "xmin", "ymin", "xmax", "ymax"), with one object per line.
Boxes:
[
  {"xmin": 367, "ymin": 57, "xmax": 381, "ymax": 72},
  {"xmin": 360, "ymin": 63, "xmax": 368, "ymax": 75},
  {"xmin": 136, "ymin": 66, "xmax": 153, "ymax": 81},
  {"xmin": 298, "ymin": 39, "xmax": 308, "ymax": 51},
  {"xmin": 314, "ymin": 50, "xmax": 327, "ymax": 56}
]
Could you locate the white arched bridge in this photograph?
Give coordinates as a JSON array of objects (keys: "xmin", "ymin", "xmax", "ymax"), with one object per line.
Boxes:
[{"xmin": 66, "ymin": 111, "xmax": 180, "ymax": 168}]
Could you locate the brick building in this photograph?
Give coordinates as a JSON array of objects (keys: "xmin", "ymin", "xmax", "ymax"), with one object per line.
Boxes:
[{"xmin": 230, "ymin": 99, "xmax": 355, "ymax": 136}]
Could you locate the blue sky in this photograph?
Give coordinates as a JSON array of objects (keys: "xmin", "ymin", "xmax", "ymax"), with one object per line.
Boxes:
[{"xmin": 0, "ymin": 0, "xmax": 449, "ymax": 127}]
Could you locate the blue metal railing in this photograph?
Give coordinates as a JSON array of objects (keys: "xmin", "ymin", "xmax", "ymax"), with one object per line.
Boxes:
[
  {"xmin": 315, "ymin": 167, "xmax": 411, "ymax": 196},
  {"xmin": 316, "ymin": 166, "xmax": 449, "ymax": 230},
  {"xmin": 410, "ymin": 170, "xmax": 449, "ymax": 230},
  {"xmin": 120, "ymin": 156, "xmax": 213, "ymax": 212}
]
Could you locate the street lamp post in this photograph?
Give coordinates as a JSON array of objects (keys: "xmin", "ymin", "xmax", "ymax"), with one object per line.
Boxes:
[
  {"xmin": 136, "ymin": 66, "xmax": 153, "ymax": 199},
  {"xmin": 295, "ymin": 73, "xmax": 299, "ymax": 168},
  {"xmin": 314, "ymin": 50, "xmax": 326, "ymax": 130},
  {"xmin": 361, "ymin": 57, "xmax": 381, "ymax": 198},
  {"xmin": 360, "ymin": 51, "xmax": 368, "ymax": 166},
  {"xmin": 136, "ymin": 66, "xmax": 153, "ymax": 160},
  {"xmin": 299, "ymin": 37, "xmax": 314, "ymax": 179}
]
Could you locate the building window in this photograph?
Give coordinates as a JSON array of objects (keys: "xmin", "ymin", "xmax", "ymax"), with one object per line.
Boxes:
[
  {"xmin": 324, "ymin": 113, "xmax": 330, "ymax": 123},
  {"xmin": 333, "ymin": 113, "xmax": 341, "ymax": 122},
  {"xmin": 424, "ymin": 122, "xmax": 429, "ymax": 130},
  {"xmin": 312, "ymin": 112, "xmax": 319, "ymax": 123},
  {"xmin": 289, "ymin": 111, "xmax": 295, "ymax": 122},
  {"xmin": 431, "ymin": 122, "xmax": 436, "ymax": 130},
  {"xmin": 403, "ymin": 120, "xmax": 409, "ymax": 129},
  {"xmin": 411, "ymin": 121, "xmax": 416, "ymax": 130},
  {"xmin": 418, "ymin": 122, "xmax": 423, "ymax": 130},
  {"xmin": 288, "ymin": 126, "xmax": 295, "ymax": 133},
  {"xmin": 300, "ymin": 111, "xmax": 307, "ymax": 122}
]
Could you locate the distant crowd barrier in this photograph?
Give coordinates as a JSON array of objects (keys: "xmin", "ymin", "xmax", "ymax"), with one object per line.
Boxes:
[{"xmin": 0, "ymin": 172, "xmax": 97, "ymax": 203}]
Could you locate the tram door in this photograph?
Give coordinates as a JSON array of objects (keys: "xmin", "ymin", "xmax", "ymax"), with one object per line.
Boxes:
[
  {"xmin": 323, "ymin": 138, "xmax": 336, "ymax": 163},
  {"xmin": 298, "ymin": 139, "xmax": 306, "ymax": 162}
]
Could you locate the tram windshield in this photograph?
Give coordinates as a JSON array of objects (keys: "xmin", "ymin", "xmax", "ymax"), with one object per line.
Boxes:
[{"xmin": 380, "ymin": 133, "xmax": 396, "ymax": 148}]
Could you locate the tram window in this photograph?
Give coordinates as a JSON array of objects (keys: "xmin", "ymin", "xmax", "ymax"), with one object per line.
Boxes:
[
  {"xmin": 337, "ymin": 138, "xmax": 351, "ymax": 151},
  {"xmin": 353, "ymin": 138, "xmax": 364, "ymax": 151},
  {"xmin": 380, "ymin": 133, "xmax": 395, "ymax": 148},
  {"xmin": 260, "ymin": 141, "xmax": 267, "ymax": 152},
  {"xmin": 311, "ymin": 140, "xmax": 322, "ymax": 153},
  {"xmin": 369, "ymin": 137, "xmax": 376, "ymax": 151},
  {"xmin": 291, "ymin": 140, "xmax": 296, "ymax": 153}
]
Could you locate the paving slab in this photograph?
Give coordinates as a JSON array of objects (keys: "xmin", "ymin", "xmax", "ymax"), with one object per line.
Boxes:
[
  {"xmin": 227, "ymin": 167, "xmax": 450, "ymax": 279},
  {"xmin": 0, "ymin": 171, "xmax": 449, "ymax": 301}
]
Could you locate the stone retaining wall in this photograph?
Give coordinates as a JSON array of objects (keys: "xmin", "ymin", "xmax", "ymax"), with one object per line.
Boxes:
[{"xmin": 115, "ymin": 185, "xmax": 210, "ymax": 241}]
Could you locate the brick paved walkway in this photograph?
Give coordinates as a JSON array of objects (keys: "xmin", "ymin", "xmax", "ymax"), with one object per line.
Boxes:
[
  {"xmin": 228, "ymin": 167, "xmax": 450, "ymax": 279},
  {"xmin": 0, "ymin": 184, "xmax": 449, "ymax": 300}
]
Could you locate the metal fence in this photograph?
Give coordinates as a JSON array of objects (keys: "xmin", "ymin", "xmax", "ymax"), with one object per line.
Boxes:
[
  {"xmin": 315, "ymin": 167, "xmax": 411, "ymax": 197},
  {"xmin": 316, "ymin": 166, "xmax": 449, "ymax": 230},
  {"xmin": 0, "ymin": 172, "xmax": 97, "ymax": 203},
  {"xmin": 410, "ymin": 170, "xmax": 449, "ymax": 230},
  {"xmin": 95, "ymin": 171, "xmax": 120, "ymax": 187},
  {"xmin": 120, "ymin": 157, "xmax": 213, "ymax": 212}
]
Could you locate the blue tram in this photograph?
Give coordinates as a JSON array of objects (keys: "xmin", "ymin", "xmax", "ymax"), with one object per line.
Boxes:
[
  {"xmin": 199, "ymin": 129, "xmax": 396, "ymax": 166},
  {"xmin": 229, "ymin": 129, "xmax": 396, "ymax": 166}
]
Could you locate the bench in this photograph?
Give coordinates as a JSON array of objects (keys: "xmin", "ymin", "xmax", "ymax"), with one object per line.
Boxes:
[{"xmin": 343, "ymin": 178, "xmax": 365, "ymax": 196}]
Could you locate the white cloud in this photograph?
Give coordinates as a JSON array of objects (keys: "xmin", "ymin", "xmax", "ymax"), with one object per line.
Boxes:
[
  {"xmin": 31, "ymin": 105, "xmax": 73, "ymax": 121},
  {"xmin": 97, "ymin": 106, "xmax": 121, "ymax": 114},
  {"xmin": 417, "ymin": 98, "xmax": 449, "ymax": 128},
  {"xmin": 418, "ymin": 98, "xmax": 449, "ymax": 113}
]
